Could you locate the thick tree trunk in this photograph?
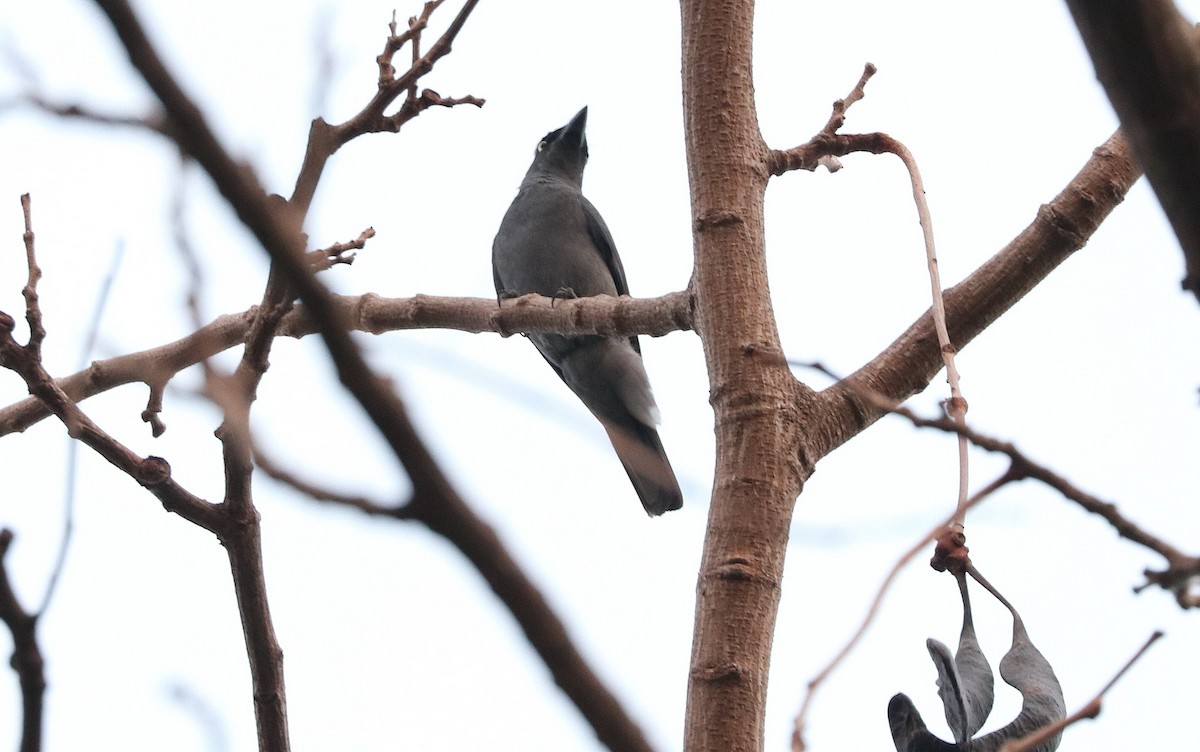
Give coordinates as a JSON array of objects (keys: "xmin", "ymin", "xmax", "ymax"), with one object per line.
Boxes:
[{"xmin": 681, "ymin": 1, "xmax": 810, "ymax": 749}]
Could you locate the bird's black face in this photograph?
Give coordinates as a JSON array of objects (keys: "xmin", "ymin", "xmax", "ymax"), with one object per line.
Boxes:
[{"xmin": 529, "ymin": 107, "xmax": 589, "ymax": 182}]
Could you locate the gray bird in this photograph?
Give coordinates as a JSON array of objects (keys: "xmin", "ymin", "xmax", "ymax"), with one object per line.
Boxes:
[{"xmin": 492, "ymin": 107, "xmax": 683, "ymax": 516}]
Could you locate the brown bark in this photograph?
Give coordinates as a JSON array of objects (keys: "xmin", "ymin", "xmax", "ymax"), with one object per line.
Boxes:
[
  {"xmin": 1064, "ymin": 0, "xmax": 1200, "ymax": 301},
  {"xmin": 0, "ymin": 530, "xmax": 44, "ymax": 752},
  {"xmin": 677, "ymin": 1, "xmax": 1148, "ymax": 748},
  {"xmin": 681, "ymin": 2, "xmax": 813, "ymax": 750},
  {"xmin": 6, "ymin": 2, "xmax": 1169, "ymax": 750},
  {"xmin": 0, "ymin": 291, "xmax": 692, "ymax": 437}
]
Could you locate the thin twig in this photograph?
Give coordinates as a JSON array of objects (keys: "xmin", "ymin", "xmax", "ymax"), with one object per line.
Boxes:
[
  {"xmin": 801, "ymin": 357, "xmax": 1200, "ymax": 606},
  {"xmin": 152, "ymin": 153, "xmax": 204, "ymax": 437},
  {"xmin": 821, "ymin": 62, "xmax": 876, "ymax": 135},
  {"xmin": 0, "ymin": 321, "xmax": 225, "ymax": 530},
  {"xmin": 869, "ymin": 138, "xmax": 972, "ymax": 526},
  {"xmin": 1, "ymin": 40, "xmax": 170, "ymax": 136},
  {"xmin": 2, "ymin": 91, "xmax": 171, "ymax": 136},
  {"xmin": 308, "ymin": 226, "xmax": 375, "ymax": 271},
  {"xmin": 901, "ymin": 409, "xmax": 1200, "ymax": 605},
  {"xmin": 814, "ymin": 130, "xmax": 1140, "ymax": 459},
  {"xmin": 19, "ymin": 194, "xmax": 44, "ymax": 358},
  {"xmin": 253, "ymin": 444, "xmax": 407, "ymax": 516},
  {"xmin": 171, "ymin": 155, "xmax": 205, "ymax": 331},
  {"xmin": 295, "ymin": 0, "xmax": 484, "ymax": 215},
  {"xmin": 778, "ymin": 63, "xmax": 879, "ymax": 174},
  {"xmin": 777, "ymin": 91, "xmax": 978, "ymax": 527},
  {"xmin": 39, "ymin": 239, "xmax": 125, "ymax": 616}
]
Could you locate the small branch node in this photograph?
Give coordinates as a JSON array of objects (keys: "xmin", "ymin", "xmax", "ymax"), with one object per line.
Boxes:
[
  {"xmin": 142, "ymin": 380, "xmax": 167, "ymax": 437},
  {"xmin": 135, "ymin": 455, "xmax": 172, "ymax": 487},
  {"xmin": 930, "ymin": 527, "xmax": 970, "ymax": 574}
]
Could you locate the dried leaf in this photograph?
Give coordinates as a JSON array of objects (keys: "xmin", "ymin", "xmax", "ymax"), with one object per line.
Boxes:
[
  {"xmin": 928, "ymin": 573, "xmax": 995, "ymax": 742},
  {"xmin": 926, "ymin": 633, "xmax": 993, "ymax": 748},
  {"xmin": 970, "ymin": 614, "xmax": 1066, "ymax": 752},
  {"xmin": 888, "ymin": 569, "xmax": 1064, "ymax": 752},
  {"xmin": 887, "ymin": 693, "xmax": 960, "ymax": 752}
]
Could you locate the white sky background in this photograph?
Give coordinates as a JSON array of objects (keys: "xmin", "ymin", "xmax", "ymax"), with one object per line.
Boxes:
[{"xmin": 1, "ymin": 1, "xmax": 1198, "ymax": 750}]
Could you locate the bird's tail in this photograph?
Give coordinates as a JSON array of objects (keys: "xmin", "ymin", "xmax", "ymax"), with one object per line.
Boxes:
[
  {"xmin": 603, "ymin": 419, "xmax": 683, "ymax": 516},
  {"xmin": 555, "ymin": 336, "xmax": 683, "ymax": 515}
]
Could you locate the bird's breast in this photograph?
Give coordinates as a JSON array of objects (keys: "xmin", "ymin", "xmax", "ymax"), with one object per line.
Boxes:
[{"xmin": 493, "ymin": 185, "xmax": 619, "ymax": 299}]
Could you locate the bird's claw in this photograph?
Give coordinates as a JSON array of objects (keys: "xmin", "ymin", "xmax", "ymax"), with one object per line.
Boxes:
[{"xmin": 551, "ymin": 286, "xmax": 578, "ymax": 307}]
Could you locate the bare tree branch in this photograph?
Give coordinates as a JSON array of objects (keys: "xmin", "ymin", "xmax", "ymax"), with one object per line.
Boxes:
[
  {"xmin": 681, "ymin": 2, "xmax": 812, "ymax": 748},
  {"xmin": 0, "ymin": 40, "xmax": 171, "ymax": 136},
  {"xmin": 769, "ymin": 62, "xmax": 882, "ymax": 174},
  {"xmin": 0, "ymin": 91, "xmax": 171, "ymax": 136},
  {"xmin": 291, "ymin": 0, "xmax": 484, "ymax": 216},
  {"xmin": 88, "ymin": 1, "xmax": 657, "ymax": 749},
  {"xmin": 18, "ymin": 194, "xmax": 44, "ymax": 360},
  {"xmin": 820, "ymin": 63, "xmax": 876, "ymax": 136},
  {"xmin": 1, "ymin": 197, "xmax": 223, "ymax": 532},
  {"xmin": 680, "ymin": 3, "xmax": 1143, "ymax": 746},
  {"xmin": 0, "ymin": 529, "xmax": 45, "ymax": 752},
  {"xmin": 799, "ymin": 358, "xmax": 1200, "ymax": 607},
  {"xmin": 257, "ymin": 426, "xmax": 665, "ymax": 751},
  {"xmin": 0, "ymin": 290, "xmax": 691, "ymax": 436},
  {"xmin": 895, "ymin": 408, "xmax": 1200, "ymax": 606},
  {"xmin": 309, "ymin": 227, "xmax": 374, "ymax": 271},
  {"xmin": 253, "ymin": 443, "xmax": 404, "ymax": 516},
  {"xmin": 770, "ymin": 130, "xmax": 901, "ymax": 175},
  {"xmin": 1, "ymin": 313, "xmax": 223, "ymax": 529},
  {"xmin": 1063, "ymin": 1, "xmax": 1200, "ymax": 301},
  {"xmin": 209, "ymin": 366, "xmax": 290, "ymax": 752}
]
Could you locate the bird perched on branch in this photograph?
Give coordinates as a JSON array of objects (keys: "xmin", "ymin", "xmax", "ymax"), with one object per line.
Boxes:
[{"xmin": 492, "ymin": 107, "xmax": 683, "ymax": 516}]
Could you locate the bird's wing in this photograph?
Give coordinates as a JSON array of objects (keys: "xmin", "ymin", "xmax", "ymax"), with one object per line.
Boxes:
[
  {"xmin": 581, "ymin": 197, "xmax": 630, "ymax": 297},
  {"xmin": 581, "ymin": 197, "xmax": 641, "ymax": 354},
  {"xmin": 491, "ymin": 262, "xmax": 506, "ymax": 301}
]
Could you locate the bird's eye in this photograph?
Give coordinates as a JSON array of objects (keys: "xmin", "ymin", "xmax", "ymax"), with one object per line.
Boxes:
[{"xmin": 536, "ymin": 139, "xmax": 548, "ymax": 153}]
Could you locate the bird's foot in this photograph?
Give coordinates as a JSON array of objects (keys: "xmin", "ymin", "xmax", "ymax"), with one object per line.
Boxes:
[{"xmin": 551, "ymin": 286, "xmax": 578, "ymax": 307}]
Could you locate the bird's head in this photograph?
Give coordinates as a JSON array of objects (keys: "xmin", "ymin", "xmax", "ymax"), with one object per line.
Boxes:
[{"xmin": 524, "ymin": 107, "xmax": 589, "ymax": 185}]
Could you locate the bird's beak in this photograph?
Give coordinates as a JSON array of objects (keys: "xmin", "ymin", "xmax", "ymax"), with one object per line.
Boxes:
[{"xmin": 564, "ymin": 106, "xmax": 588, "ymax": 144}]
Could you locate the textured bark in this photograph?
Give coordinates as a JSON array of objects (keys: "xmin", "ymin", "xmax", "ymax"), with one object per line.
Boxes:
[
  {"xmin": 677, "ymin": 2, "xmax": 1147, "ymax": 748},
  {"xmin": 1064, "ymin": 0, "xmax": 1200, "ymax": 300},
  {"xmin": 681, "ymin": 2, "xmax": 813, "ymax": 750}
]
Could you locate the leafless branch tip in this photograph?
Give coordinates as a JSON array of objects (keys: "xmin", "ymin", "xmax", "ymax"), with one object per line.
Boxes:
[
  {"xmin": 19, "ymin": 194, "xmax": 45, "ymax": 358},
  {"xmin": 821, "ymin": 62, "xmax": 877, "ymax": 135},
  {"xmin": 310, "ymin": 226, "xmax": 376, "ymax": 271}
]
